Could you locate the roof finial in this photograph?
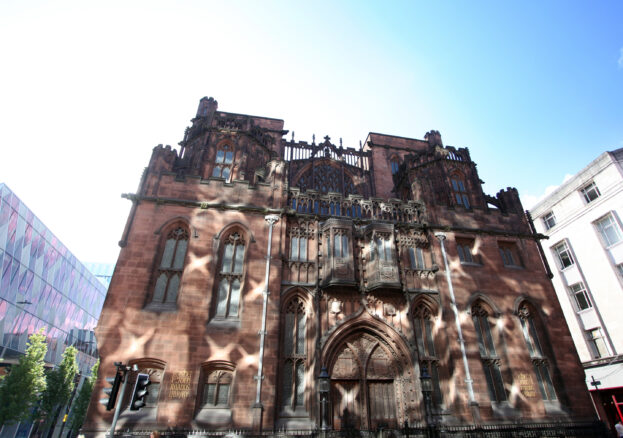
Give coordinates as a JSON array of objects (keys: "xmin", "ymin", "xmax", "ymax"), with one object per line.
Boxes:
[
  {"xmin": 312, "ymin": 134, "xmax": 316, "ymax": 145},
  {"xmin": 340, "ymin": 138, "xmax": 343, "ymax": 147},
  {"xmin": 291, "ymin": 131, "xmax": 295, "ymax": 142}
]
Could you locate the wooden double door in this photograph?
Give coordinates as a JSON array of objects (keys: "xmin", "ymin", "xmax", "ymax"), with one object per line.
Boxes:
[{"xmin": 330, "ymin": 334, "xmax": 399, "ymax": 430}]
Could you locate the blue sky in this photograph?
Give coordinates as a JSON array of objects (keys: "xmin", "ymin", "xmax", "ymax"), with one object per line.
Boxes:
[{"xmin": 0, "ymin": 0, "xmax": 622, "ymax": 263}]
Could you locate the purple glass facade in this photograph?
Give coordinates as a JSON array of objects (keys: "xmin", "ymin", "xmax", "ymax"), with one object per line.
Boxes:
[{"xmin": 0, "ymin": 183, "xmax": 106, "ymax": 374}]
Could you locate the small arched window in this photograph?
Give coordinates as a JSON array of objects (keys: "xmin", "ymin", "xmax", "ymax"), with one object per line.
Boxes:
[
  {"xmin": 212, "ymin": 146, "xmax": 235, "ymax": 182},
  {"xmin": 450, "ymin": 172, "xmax": 470, "ymax": 209},
  {"xmin": 282, "ymin": 297, "xmax": 307, "ymax": 411},
  {"xmin": 152, "ymin": 226, "xmax": 189, "ymax": 305},
  {"xmin": 215, "ymin": 232, "xmax": 246, "ymax": 318},
  {"xmin": 203, "ymin": 370, "xmax": 233, "ymax": 407},
  {"xmin": 471, "ymin": 302, "xmax": 507, "ymax": 403}
]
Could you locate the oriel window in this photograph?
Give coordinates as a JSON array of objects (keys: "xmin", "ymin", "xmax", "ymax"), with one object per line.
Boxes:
[{"xmin": 290, "ymin": 235, "xmax": 308, "ymax": 261}]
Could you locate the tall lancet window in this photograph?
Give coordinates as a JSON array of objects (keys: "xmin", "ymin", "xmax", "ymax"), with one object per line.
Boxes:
[
  {"xmin": 282, "ymin": 297, "xmax": 307, "ymax": 411},
  {"xmin": 472, "ymin": 302, "xmax": 508, "ymax": 403},
  {"xmin": 152, "ymin": 226, "xmax": 189, "ymax": 304},
  {"xmin": 413, "ymin": 303, "xmax": 442, "ymax": 406},
  {"xmin": 215, "ymin": 232, "xmax": 245, "ymax": 318},
  {"xmin": 518, "ymin": 303, "xmax": 557, "ymax": 401}
]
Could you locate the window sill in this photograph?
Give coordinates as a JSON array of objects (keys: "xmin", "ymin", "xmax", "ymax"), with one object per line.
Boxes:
[
  {"xmin": 503, "ymin": 264, "xmax": 524, "ymax": 270},
  {"xmin": 195, "ymin": 407, "xmax": 232, "ymax": 426},
  {"xmin": 460, "ymin": 261, "xmax": 482, "ymax": 267},
  {"xmin": 543, "ymin": 400, "xmax": 568, "ymax": 415},
  {"xmin": 491, "ymin": 401, "xmax": 519, "ymax": 418},
  {"xmin": 604, "ymin": 240, "xmax": 623, "ymax": 250},
  {"xmin": 117, "ymin": 406, "xmax": 158, "ymax": 427},
  {"xmin": 144, "ymin": 302, "xmax": 177, "ymax": 313},
  {"xmin": 208, "ymin": 317, "xmax": 241, "ymax": 330}
]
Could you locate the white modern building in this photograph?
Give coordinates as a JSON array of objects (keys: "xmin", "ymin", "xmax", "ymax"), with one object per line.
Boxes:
[{"xmin": 529, "ymin": 149, "xmax": 623, "ymax": 427}]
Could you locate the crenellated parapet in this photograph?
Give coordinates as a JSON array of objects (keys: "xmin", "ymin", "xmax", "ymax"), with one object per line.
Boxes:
[{"xmin": 489, "ymin": 187, "xmax": 524, "ymax": 215}]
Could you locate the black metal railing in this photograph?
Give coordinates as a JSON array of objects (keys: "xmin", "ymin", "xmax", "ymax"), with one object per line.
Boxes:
[{"xmin": 111, "ymin": 421, "xmax": 610, "ymax": 438}]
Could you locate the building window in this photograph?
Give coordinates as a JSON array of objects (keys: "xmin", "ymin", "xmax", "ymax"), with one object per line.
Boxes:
[
  {"xmin": 203, "ymin": 370, "xmax": 232, "ymax": 407},
  {"xmin": 616, "ymin": 263, "xmax": 623, "ymax": 279},
  {"xmin": 215, "ymin": 232, "xmax": 245, "ymax": 318},
  {"xmin": 371, "ymin": 234, "xmax": 392, "ymax": 262},
  {"xmin": 499, "ymin": 242, "xmax": 521, "ymax": 267},
  {"xmin": 568, "ymin": 282, "xmax": 592, "ymax": 311},
  {"xmin": 472, "ymin": 303, "xmax": 507, "ymax": 403},
  {"xmin": 595, "ymin": 214, "xmax": 622, "ymax": 247},
  {"xmin": 518, "ymin": 304, "xmax": 557, "ymax": 401},
  {"xmin": 581, "ymin": 182, "xmax": 600, "ymax": 203},
  {"xmin": 212, "ymin": 146, "xmax": 234, "ymax": 181},
  {"xmin": 553, "ymin": 241, "xmax": 574, "ymax": 269},
  {"xmin": 332, "ymin": 233, "xmax": 349, "ymax": 258},
  {"xmin": 586, "ymin": 328, "xmax": 609, "ymax": 359},
  {"xmin": 152, "ymin": 226, "xmax": 189, "ymax": 305},
  {"xmin": 126, "ymin": 360, "xmax": 165, "ymax": 411},
  {"xmin": 413, "ymin": 303, "xmax": 442, "ymax": 406},
  {"xmin": 290, "ymin": 236, "xmax": 308, "ymax": 261},
  {"xmin": 390, "ymin": 158, "xmax": 400, "ymax": 175},
  {"xmin": 457, "ymin": 239, "xmax": 475, "ymax": 264},
  {"xmin": 542, "ymin": 212, "xmax": 556, "ymax": 230},
  {"xmin": 409, "ymin": 247, "xmax": 426, "ymax": 269},
  {"xmin": 282, "ymin": 297, "xmax": 307, "ymax": 410},
  {"xmin": 450, "ymin": 174, "xmax": 470, "ymax": 209}
]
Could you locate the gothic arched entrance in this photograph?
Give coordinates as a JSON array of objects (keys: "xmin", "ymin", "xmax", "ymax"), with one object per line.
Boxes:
[{"xmin": 329, "ymin": 331, "xmax": 403, "ymax": 430}]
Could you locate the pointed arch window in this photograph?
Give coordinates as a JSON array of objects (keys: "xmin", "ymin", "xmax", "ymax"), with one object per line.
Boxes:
[
  {"xmin": 390, "ymin": 157, "xmax": 400, "ymax": 175},
  {"xmin": 152, "ymin": 226, "xmax": 188, "ymax": 305},
  {"xmin": 282, "ymin": 297, "xmax": 307, "ymax": 411},
  {"xmin": 518, "ymin": 304, "xmax": 557, "ymax": 401},
  {"xmin": 471, "ymin": 303, "xmax": 507, "ymax": 403},
  {"xmin": 212, "ymin": 146, "xmax": 234, "ymax": 182},
  {"xmin": 450, "ymin": 173, "xmax": 470, "ymax": 209},
  {"xmin": 203, "ymin": 370, "xmax": 233, "ymax": 407},
  {"xmin": 413, "ymin": 303, "xmax": 442, "ymax": 406},
  {"xmin": 215, "ymin": 232, "xmax": 245, "ymax": 318}
]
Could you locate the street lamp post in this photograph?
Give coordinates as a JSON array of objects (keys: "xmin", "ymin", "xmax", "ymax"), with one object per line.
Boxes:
[{"xmin": 318, "ymin": 366, "xmax": 330, "ymax": 432}]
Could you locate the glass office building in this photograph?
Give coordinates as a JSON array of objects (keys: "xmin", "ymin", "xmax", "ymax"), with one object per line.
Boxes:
[{"xmin": 0, "ymin": 183, "xmax": 107, "ymax": 376}]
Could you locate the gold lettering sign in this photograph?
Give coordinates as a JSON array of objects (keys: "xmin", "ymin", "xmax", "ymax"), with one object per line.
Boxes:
[
  {"xmin": 518, "ymin": 372, "xmax": 537, "ymax": 398},
  {"xmin": 168, "ymin": 370, "xmax": 192, "ymax": 400}
]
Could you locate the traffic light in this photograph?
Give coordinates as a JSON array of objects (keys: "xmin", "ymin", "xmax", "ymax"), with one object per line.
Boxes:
[
  {"xmin": 130, "ymin": 373, "xmax": 150, "ymax": 410},
  {"xmin": 99, "ymin": 370, "xmax": 122, "ymax": 411}
]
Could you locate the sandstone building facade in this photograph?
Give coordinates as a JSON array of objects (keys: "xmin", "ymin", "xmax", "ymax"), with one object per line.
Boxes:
[{"xmin": 84, "ymin": 98, "xmax": 595, "ymax": 434}]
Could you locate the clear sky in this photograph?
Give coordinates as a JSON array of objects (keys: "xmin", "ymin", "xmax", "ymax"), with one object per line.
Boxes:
[{"xmin": 1, "ymin": 0, "xmax": 622, "ymax": 264}]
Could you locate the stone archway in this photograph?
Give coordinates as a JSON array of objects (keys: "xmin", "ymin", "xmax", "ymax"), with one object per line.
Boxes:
[{"xmin": 329, "ymin": 331, "xmax": 403, "ymax": 430}]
